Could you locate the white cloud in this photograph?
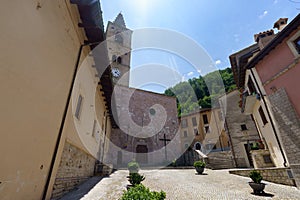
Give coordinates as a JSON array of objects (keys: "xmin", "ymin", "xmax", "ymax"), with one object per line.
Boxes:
[
  {"xmin": 273, "ymin": 0, "xmax": 278, "ymax": 4},
  {"xmin": 259, "ymin": 10, "xmax": 268, "ymax": 19},
  {"xmin": 187, "ymin": 71, "xmax": 194, "ymax": 76},
  {"xmin": 215, "ymin": 60, "xmax": 221, "ymax": 65}
]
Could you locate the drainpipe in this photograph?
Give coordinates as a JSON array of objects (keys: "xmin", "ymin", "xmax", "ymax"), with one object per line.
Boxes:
[
  {"xmin": 42, "ymin": 42, "xmax": 100, "ymax": 200},
  {"xmin": 101, "ymin": 112, "xmax": 109, "ymax": 163},
  {"xmin": 249, "ymin": 68, "xmax": 288, "ymax": 167}
]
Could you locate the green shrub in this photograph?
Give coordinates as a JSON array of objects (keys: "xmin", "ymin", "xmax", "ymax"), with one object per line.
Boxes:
[
  {"xmin": 249, "ymin": 170, "xmax": 263, "ymax": 183},
  {"xmin": 193, "ymin": 160, "xmax": 206, "ymax": 168},
  {"xmin": 128, "ymin": 173, "xmax": 145, "ymax": 186},
  {"xmin": 120, "ymin": 184, "xmax": 166, "ymax": 200},
  {"xmin": 128, "ymin": 161, "xmax": 140, "ymax": 173}
]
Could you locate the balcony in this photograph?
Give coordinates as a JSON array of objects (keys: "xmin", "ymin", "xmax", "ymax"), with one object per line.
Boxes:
[{"xmin": 242, "ymin": 92, "xmax": 260, "ymax": 115}]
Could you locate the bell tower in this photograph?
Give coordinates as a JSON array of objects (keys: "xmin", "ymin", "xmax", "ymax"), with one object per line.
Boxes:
[{"xmin": 106, "ymin": 13, "xmax": 132, "ymax": 87}]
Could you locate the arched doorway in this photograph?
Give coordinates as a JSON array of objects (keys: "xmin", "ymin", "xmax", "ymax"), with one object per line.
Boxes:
[
  {"xmin": 136, "ymin": 145, "xmax": 148, "ymax": 164},
  {"xmin": 195, "ymin": 142, "xmax": 201, "ymax": 150}
]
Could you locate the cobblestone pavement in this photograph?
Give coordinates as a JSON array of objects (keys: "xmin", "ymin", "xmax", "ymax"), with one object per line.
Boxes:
[{"xmin": 62, "ymin": 169, "xmax": 300, "ymax": 200}]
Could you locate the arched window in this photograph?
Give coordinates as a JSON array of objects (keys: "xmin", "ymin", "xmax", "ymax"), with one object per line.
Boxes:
[
  {"xmin": 112, "ymin": 55, "xmax": 117, "ymax": 62},
  {"xmin": 117, "ymin": 56, "xmax": 122, "ymax": 64}
]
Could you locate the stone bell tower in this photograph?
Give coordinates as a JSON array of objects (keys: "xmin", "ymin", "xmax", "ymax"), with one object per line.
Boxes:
[{"xmin": 106, "ymin": 13, "xmax": 132, "ymax": 87}]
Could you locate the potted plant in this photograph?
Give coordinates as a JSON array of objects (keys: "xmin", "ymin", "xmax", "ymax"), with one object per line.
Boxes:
[
  {"xmin": 249, "ymin": 170, "xmax": 266, "ymax": 194},
  {"xmin": 128, "ymin": 173, "xmax": 145, "ymax": 186},
  {"xmin": 193, "ymin": 160, "xmax": 206, "ymax": 174},
  {"xmin": 127, "ymin": 161, "xmax": 140, "ymax": 174}
]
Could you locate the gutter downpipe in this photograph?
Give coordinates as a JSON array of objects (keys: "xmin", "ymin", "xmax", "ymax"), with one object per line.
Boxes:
[
  {"xmin": 42, "ymin": 42, "xmax": 100, "ymax": 200},
  {"xmin": 249, "ymin": 68, "xmax": 288, "ymax": 167}
]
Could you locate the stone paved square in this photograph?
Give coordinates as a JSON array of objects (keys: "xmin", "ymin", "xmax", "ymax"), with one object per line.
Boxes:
[{"xmin": 61, "ymin": 169, "xmax": 300, "ymax": 200}]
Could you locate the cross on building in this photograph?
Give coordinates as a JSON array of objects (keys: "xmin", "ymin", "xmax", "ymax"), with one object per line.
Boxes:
[{"xmin": 159, "ymin": 133, "xmax": 171, "ymax": 160}]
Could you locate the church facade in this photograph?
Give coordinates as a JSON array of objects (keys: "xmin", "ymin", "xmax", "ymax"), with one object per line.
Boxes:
[{"xmin": 104, "ymin": 14, "xmax": 181, "ymax": 167}]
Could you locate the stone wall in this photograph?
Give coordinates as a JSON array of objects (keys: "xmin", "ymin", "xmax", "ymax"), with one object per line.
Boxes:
[
  {"xmin": 51, "ymin": 142, "xmax": 96, "ymax": 200},
  {"xmin": 268, "ymin": 88, "xmax": 300, "ymax": 187},
  {"xmin": 109, "ymin": 86, "xmax": 180, "ymax": 167},
  {"xmin": 206, "ymin": 151, "xmax": 235, "ymax": 169},
  {"xmin": 251, "ymin": 149, "xmax": 275, "ymax": 168},
  {"xmin": 229, "ymin": 168, "xmax": 296, "ymax": 186}
]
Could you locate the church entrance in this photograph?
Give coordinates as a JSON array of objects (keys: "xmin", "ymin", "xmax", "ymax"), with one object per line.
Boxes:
[{"xmin": 136, "ymin": 145, "xmax": 148, "ymax": 164}]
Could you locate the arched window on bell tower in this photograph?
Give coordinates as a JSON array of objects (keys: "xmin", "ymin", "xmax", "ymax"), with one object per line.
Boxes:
[
  {"xmin": 117, "ymin": 56, "xmax": 122, "ymax": 64},
  {"xmin": 112, "ymin": 55, "xmax": 117, "ymax": 62}
]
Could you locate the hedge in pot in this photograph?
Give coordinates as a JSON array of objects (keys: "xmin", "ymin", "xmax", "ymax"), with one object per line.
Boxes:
[
  {"xmin": 128, "ymin": 173, "xmax": 145, "ymax": 186},
  {"xmin": 121, "ymin": 184, "xmax": 166, "ymax": 200},
  {"xmin": 127, "ymin": 161, "xmax": 140, "ymax": 174},
  {"xmin": 249, "ymin": 170, "xmax": 266, "ymax": 194},
  {"xmin": 193, "ymin": 160, "xmax": 206, "ymax": 174}
]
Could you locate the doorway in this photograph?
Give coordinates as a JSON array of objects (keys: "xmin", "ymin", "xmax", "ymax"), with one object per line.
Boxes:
[{"xmin": 136, "ymin": 145, "xmax": 148, "ymax": 164}]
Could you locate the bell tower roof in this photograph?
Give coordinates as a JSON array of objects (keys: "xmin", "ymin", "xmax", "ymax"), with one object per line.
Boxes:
[{"xmin": 114, "ymin": 13, "xmax": 126, "ymax": 27}]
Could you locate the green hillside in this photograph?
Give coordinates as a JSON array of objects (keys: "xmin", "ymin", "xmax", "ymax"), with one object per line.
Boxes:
[{"xmin": 164, "ymin": 67, "xmax": 236, "ymax": 116}]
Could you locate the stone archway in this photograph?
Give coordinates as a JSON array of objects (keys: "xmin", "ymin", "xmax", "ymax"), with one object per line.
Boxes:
[{"xmin": 136, "ymin": 145, "xmax": 148, "ymax": 164}]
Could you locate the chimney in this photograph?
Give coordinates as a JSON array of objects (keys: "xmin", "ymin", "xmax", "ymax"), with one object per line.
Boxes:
[
  {"xmin": 273, "ymin": 18, "xmax": 288, "ymax": 31},
  {"xmin": 254, "ymin": 30, "xmax": 275, "ymax": 50},
  {"xmin": 254, "ymin": 29, "xmax": 274, "ymax": 43}
]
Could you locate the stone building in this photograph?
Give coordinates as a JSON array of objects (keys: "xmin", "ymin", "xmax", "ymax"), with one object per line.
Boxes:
[
  {"xmin": 219, "ymin": 90, "xmax": 261, "ymax": 168},
  {"xmin": 177, "ymin": 108, "xmax": 231, "ymax": 167},
  {"xmin": 230, "ymin": 15, "xmax": 300, "ymax": 187},
  {"xmin": 104, "ymin": 14, "xmax": 181, "ymax": 168},
  {"xmin": 0, "ymin": 0, "xmax": 114, "ymax": 199},
  {"xmin": 180, "ymin": 108, "xmax": 229, "ymax": 153}
]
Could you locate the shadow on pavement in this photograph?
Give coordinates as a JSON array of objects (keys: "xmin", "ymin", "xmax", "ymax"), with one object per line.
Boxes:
[
  {"xmin": 251, "ymin": 191, "xmax": 274, "ymax": 197},
  {"xmin": 195, "ymin": 173, "xmax": 208, "ymax": 175},
  {"xmin": 59, "ymin": 176, "xmax": 104, "ymax": 200}
]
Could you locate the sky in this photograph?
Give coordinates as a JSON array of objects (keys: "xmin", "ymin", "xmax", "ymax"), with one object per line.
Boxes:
[{"xmin": 101, "ymin": 0, "xmax": 299, "ymax": 93}]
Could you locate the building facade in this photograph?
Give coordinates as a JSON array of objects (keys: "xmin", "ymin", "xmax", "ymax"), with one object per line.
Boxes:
[
  {"xmin": 0, "ymin": 1, "xmax": 113, "ymax": 199},
  {"xmin": 230, "ymin": 15, "xmax": 300, "ymax": 187},
  {"xmin": 179, "ymin": 108, "xmax": 230, "ymax": 155},
  {"xmin": 219, "ymin": 90, "xmax": 261, "ymax": 168}
]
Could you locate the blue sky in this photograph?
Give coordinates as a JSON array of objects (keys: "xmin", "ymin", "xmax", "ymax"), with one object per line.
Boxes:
[{"xmin": 101, "ymin": 0, "xmax": 299, "ymax": 93}]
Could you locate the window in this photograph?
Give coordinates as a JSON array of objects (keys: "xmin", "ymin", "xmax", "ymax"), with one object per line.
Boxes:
[
  {"xmin": 185, "ymin": 144, "xmax": 189, "ymax": 149},
  {"xmin": 293, "ymin": 36, "xmax": 300, "ymax": 54},
  {"xmin": 117, "ymin": 56, "xmax": 122, "ymax": 64},
  {"xmin": 241, "ymin": 124, "xmax": 247, "ymax": 131},
  {"xmin": 112, "ymin": 55, "xmax": 117, "ymax": 62},
  {"xmin": 92, "ymin": 120, "xmax": 97, "ymax": 137},
  {"xmin": 218, "ymin": 111, "xmax": 223, "ymax": 121},
  {"xmin": 183, "ymin": 131, "xmax": 187, "ymax": 138},
  {"xmin": 181, "ymin": 119, "xmax": 188, "ymax": 128},
  {"xmin": 258, "ymin": 106, "xmax": 268, "ymax": 125},
  {"xmin": 204, "ymin": 126, "xmax": 210, "ymax": 133},
  {"xmin": 287, "ymin": 31, "xmax": 300, "ymax": 57},
  {"xmin": 75, "ymin": 94, "xmax": 83, "ymax": 119},
  {"xmin": 194, "ymin": 129, "xmax": 199, "ymax": 135},
  {"xmin": 203, "ymin": 114, "xmax": 208, "ymax": 124},
  {"xmin": 247, "ymin": 77, "xmax": 257, "ymax": 95},
  {"xmin": 192, "ymin": 117, "xmax": 197, "ymax": 126},
  {"xmin": 149, "ymin": 108, "xmax": 156, "ymax": 115}
]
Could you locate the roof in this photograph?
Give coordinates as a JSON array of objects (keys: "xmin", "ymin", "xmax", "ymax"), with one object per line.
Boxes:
[
  {"xmin": 246, "ymin": 13, "xmax": 300, "ymax": 69},
  {"xmin": 71, "ymin": 0, "xmax": 118, "ymax": 127},
  {"xmin": 114, "ymin": 13, "xmax": 126, "ymax": 27},
  {"xmin": 229, "ymin": 44, "xmax": 260, "ymax": 88}
]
